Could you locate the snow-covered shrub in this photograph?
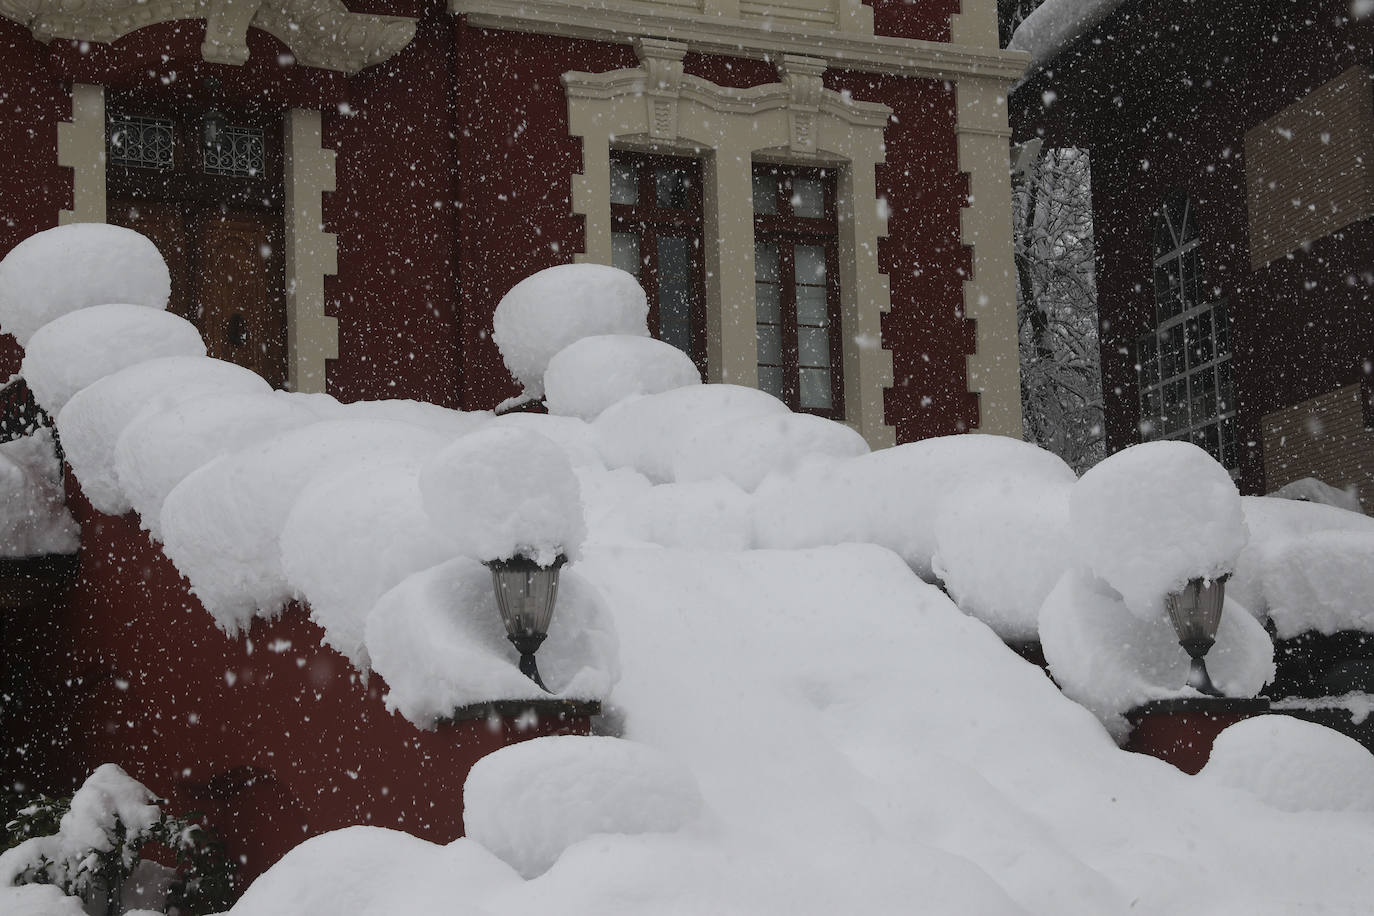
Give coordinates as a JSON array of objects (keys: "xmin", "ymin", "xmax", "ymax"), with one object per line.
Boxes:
[
  {"xmin": 365, "ymin": 558, "xmax": 618, "ymax": 724},
  {"xmin": 160, "ymin": 419, "xmax": 447, "ymax": 634},
  {"xmin": 0, "ymin": 224, "xmax": 170, "ymax": 347},
  {"xmin": 1039, "ymin": 569, "xmax": 1274, "ymax": 740},
  {"xmin": 932, "ymin": 479, "xmax": 1073, "ymax": 643},
  {"xmin": 464, "ymin": 735, "xmax": 702, "ymax": 878},
  {"xmin": 419, "ymin": 427, "xmax": 585, "ymax": 566},
  {"xmin": 672, "ymin": 412, "xmax": 869, "ymax": 493},
  {"xmin": 492, "ymin": 265, "xmax": 647, "ymax": 400},
  {"xmin": 58, "ymin": 356, "xmax": 270, "ymax": 516},
  {"xmin": 1259, "ymin": 530, "xmax": 1374, "ymax": 638},
  {"xmin": 22, "ymin": 304, "xmax": 205, "ymax": 416},
  {"xmin": 114, "ymin": 391, "xmax": 319, "ymax": 541},
  {"xmin": 0, "ymin": 429, "xmax": 78, "ymax": 557},
  {"xmin": 0, "ymin": 764, "xmax": 234, "ymax": 915},
  {"xmin": 544, "ymin": 334, "xmax": 700, "ymax": 421},
  {"xmin": 594, "ymin": 383, "xmax": 789, "ymax": 483},
  {"xmin": 1230, "ymin": 495, "xmax": 1374, "ymax": 627},
  {"xmin": 1071, "ymin": 441, "xmax": 1247, "ymax": 619},
  {"xmin": 596, "ymin": 477, "xmax": 754, "ymax": 550},
  {"xmin": 1198, "ymin": 715, "xmax": 1374, "ymax": 813},
  {"xmin": 754, "ymin": 434, "xmax": 1075, "ymax": 581}
]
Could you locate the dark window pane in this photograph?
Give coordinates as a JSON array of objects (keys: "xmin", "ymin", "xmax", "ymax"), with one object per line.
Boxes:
[
  {"xmin": 791, "ymin": 177, "xmax": 824, "ymax": 218},
  {"xmin": 758, "ymin": 365, "xmax": 785, "ymax": 399},
  {"xmin": 753, "ymin": 173, "xmax": 779, "ymax": 215},
  {"xmin": 657, "ymin": 235, "xmax": 694, "ymax": 355},
  {"xmin": 794, "ymin": 245, "xmax": 826, "ymax": 284},
  {"xmin": 799, "ymin": 367, "xmax": 833, "ymax": 409},
  {"xmin": 754, "ymin": 242, "xmax": 780, "ymax": 282},
  {"xmin": 655, "ymin": 166, "xmax": 691, "ymax": 209},
  {"xmin": 796, "ymin": 285, "xmax": 827, "ymax": 325},
  {"xmin": 756, "ymin": 323, "xmax": 783, "ymax": 365},
  {"xmin": 610, "ymin": 160, "xmax": 638, "ymax": 205},
  {"xmin": 797, "ymin": 325, "xmax": 830, "ymax": 369},
  {"xmin": 612, "ymin": 232, "xmax": 640, "ymax": 277}
]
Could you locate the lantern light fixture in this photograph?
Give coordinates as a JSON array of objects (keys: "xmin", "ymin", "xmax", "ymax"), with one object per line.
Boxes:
[
  {"xmin": 1164, "ymin": 574, "xmax": 1229, "ymax": 698},
  {"xmin": 486, "ymin": 553, "xmax": 566, "ymax": 691}
]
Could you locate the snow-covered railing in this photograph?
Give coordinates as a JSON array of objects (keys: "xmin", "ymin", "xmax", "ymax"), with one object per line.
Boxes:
[{"xmin": 0, "ymin": 375, "xmax": 51, "ymax": 447}]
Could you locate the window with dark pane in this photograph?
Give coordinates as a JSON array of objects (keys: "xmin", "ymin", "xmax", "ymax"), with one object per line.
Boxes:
[
  {"xmin": 752, "ymin": 163, "xmax": 842, "ymax": 418},
  {"xmin": 609, "ymin": 150, "xmax": 706, "ymax": 374},
  {"xmin": 1135, "ymin": 190, "xmax": 1237, "ymax": 472}
]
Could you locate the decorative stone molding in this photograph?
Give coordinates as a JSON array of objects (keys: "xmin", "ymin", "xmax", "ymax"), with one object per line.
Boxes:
[
  {"xmin": 284, "ymin": 109, "xmax": 338, "ymax": 394},
  {"xmin": 453, "ymin": 0, "xmax": 1028, "ymax": 82},
  {"xmin": 57, "ymin": 83, "xmax": 106, "ymax": 226},
  {"xmin": 564, "ymin": 40, "xmax": 896, "ymax": 448},
  {"xmin": 0, "ymin": 0, "xmax": 416, "ymax": 74},
  {"xmin": 956, "ymin": 75, "xmax": 1024, "ymax": 438}
]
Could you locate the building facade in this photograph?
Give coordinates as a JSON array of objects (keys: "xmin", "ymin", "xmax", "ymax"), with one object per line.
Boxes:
[{"xmin": 1011, "ymin": 0, "xmax": 1374, "ymax": 506}]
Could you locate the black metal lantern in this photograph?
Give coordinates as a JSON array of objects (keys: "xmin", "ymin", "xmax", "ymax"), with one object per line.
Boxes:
[
  {"xmin": 1164, "ymin": 574, "xmax": 1230, "ymax": 697},
  {"xmin": 486, "ymin": 554, "xmax": 566, "ymax": 691}
]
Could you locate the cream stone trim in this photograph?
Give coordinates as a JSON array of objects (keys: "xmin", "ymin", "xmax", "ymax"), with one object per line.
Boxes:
[
  {"xmin": 949, "ymin": 0, "xmax": 1001, "ymax": 50},
  {"xmin": 284, "ymin": 109, "xmax": 338, "ymax": 394},
  {"xmin": 956, "ymin": 75, "xmax": 1023, "ymax": 437},
  {"xmin": 454, "ymin": 0, "xmax": 1028, "ymax": 82},
  {"xmin": 565, "ymin": 38, "xmax": 895, "ymax": 447},
  {"xmin": 57, "ymin": 83, "xmax": 106, "ymax": 225},
  {"xmin": 0, "ymin": 0, "xmax": 416, "ymax": 74}
]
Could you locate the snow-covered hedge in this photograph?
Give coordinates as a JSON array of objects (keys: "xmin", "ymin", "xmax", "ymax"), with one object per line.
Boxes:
[{"xmin": 0, "ymin": 428, "xmax": 78, "ymax": 557}]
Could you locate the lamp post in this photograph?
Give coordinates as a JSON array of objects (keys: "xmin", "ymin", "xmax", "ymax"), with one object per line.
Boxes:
[
  {"xmin": 486, "ymin": 554, "xmax": 566, "ymax": 691},
  {"xmin": 1164, "ymin": 575, "xmax": 1229, "ymax": 697}
]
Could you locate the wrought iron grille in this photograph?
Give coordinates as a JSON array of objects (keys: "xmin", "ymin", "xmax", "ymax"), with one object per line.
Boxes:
[
  {"xmin": 0, "ymin": 377, "xmax": 52, "ymax": 447},
  {"xmin": 108, "ymin": 115, "xmax": 175, "ymax": 170},
  {"xmin": 203, "ymin": 124, "xmax": 266, "ymax": 178}
]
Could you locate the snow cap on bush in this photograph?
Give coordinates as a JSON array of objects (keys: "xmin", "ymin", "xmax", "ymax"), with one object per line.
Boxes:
[
  {"xmin": 22, "ymin": 304, "xmax": 206, "ymax": 415},
  {"xmin": 1071, "ymin": 441, "xmax": 1247, "ymax": 619},
  {"xmin": 420, "ymin": 427, "xmax": 586, "ymax": 565},
  {"xmin": 464, "ymin": 735, "xmax": 702, "ymax": 878},
  {"xmin": 544, "ymin": 334, "xmax": 699, "ymax": 421},
  {"xmin": 0, "ymin": 224, "xmax": 170, "ymax": 346},
  {"xmin": 492, "ymin": 265, "xmax": 647, "ymax": 400},
  {"xmin": 672, "ymin": 411, "xmax": 869, "ymax": 493},
  {"xmin": 1199, "ymin": 715, "xmax": 1374, "ymax": 813}
]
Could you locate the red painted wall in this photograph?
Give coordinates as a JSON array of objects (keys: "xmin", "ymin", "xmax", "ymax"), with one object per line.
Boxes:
[
  {"xmin": 6, "ymin": 476, "xmax": 590, "ymax": 887},
  {"xmin": 1013, "ymin": 0, "xmax": 1374, "ymax": 494}
]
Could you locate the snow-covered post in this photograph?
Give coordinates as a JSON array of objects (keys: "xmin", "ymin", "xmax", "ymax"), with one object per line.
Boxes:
[{"xmin": 419, "ymin": 427, "xmax": 587, "ymax": 691}]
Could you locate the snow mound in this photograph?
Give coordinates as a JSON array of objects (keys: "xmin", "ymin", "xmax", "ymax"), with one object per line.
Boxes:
[
  {"xmin": 1039, "ymin": 569, "xmax": 1274, "ymax": 739},
  {"xmin": 598, "ymin": 477, "xmax": 753, "ymax": 550},
  {"xmin": 364, "ymin": 557, "xmax": 618, "ymax": 726},
  {"xmin": 673, "ymin": 412, "xmax": 869, "ymax": 493},
  {"xmin": 1269, "ymin": 476, "xmax": 1363, "ymax": 513},
  {"xmin": 22, "ymin": 304, "xmax": 205, "ymax": 415},
  {"xmin": 57, "ymin": 356, "xmax": 270, "ymax": 515},
  {"xmin": 492, "ymin": 265, "xmax": 647, "ymax": 400},
  {"xmin": 0, "ymin": 885, "xmax": 88, "ymax": 916},
  {"xmin": 545, "ymin": 334, "xmax": 700, "ymax": 421},
  {"xmin": 1199, "ymin": 715, "xmax": 1374, "ymax": 813},
  {"xmin": 419, "ymin": 427, "xmax": 586, "ymax": 566},
  {"xmin": 326, "ymin": 397, "xmax": 491, "ymax": 439},
  {"xmin": 227, "ymin": 826, "xmax": 518, "ymax": 916},
  {"xmin": 280, "ymin": 463, "xmax": 455, "ymax": 669},
  {"xmin": 754, "ymin": 434, "xmax": 1075, "ymax": 580},
  {"xmin": 0, "ymin": 224, "xmax": 170, "ymax": 347},
  {"xmin": 1072, "ymin": 441, "xmax": 1247, "ymax": 619},
  {"xmin": 115, "ymin": 391, "xmax": 319, "ymax": 541},
  {"xmin": 491, "ymin": 412, "xmax": 606, "ymax": 470},
  {"xmin": 464, "ymin": 735, "xmax": 703, "ymax": 878},
  {"xmin": 0, "ymin": 429, "xmax": 78, "ymax": 556},
  {"xmin": 595, "ymin": 384, "xmax": 790, "ymax": 483},
  {"xmin": 933, "ymin": 480, "xmax": 1072, "ymax": 642},
  {"xmin": 1260, "ymin": 530, "xmax": 1374, "ymax": 638},
  {"xmin": 159, "ymin": 419, "xmax": 447, "ymax": 633},
  {"xmin": 1230, "ymin": 495, "xmax": 1374, "ymax": 626}
]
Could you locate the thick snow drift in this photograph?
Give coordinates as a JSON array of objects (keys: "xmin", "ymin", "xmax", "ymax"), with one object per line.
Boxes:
[
  {"xmin": 673, "ymin": 411, "xmax": 869, "ymax": 493},
  {"xmin": 544, "ymin": 334, "xmax": 700, "ymax": 421},
  {"xmin": 492, "ymin": 265, "xmax": 648, "ymax": 400},
  {"xmin": 0, "ymin": 429, "xmax": 79, "ymax": 557},
  {"xmin": 1199, "ymin": 715, "xmax": 1374, "ymax": 813},
  {"xmin": 0, "ymin": 224, "xmax": 170, "ymax": 347},
  {"xmin": 22, "ymin": 304, "xmax": 205, "ymax": 415},
  {"xmin": 464, "ymin": 735, "xmax": 703, "ymax": 878},
  {"xmin": 419, "ymin": 427, "xmax": 586, "ymax": 566},
  {"xmin": 1071, "ymin": 441, "xmax": 1247, "ymax": 620}
]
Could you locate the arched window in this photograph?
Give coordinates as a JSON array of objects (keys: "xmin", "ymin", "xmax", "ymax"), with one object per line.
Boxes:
[{"xmin": 1136, "ymin": 191, "xmax": 1237, "ymax": 470}]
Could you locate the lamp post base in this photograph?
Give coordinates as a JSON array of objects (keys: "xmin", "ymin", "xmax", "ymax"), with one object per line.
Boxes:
[{"xmin": 1125, "ymin": 696, "xmax": 1270, "ymax": 773}]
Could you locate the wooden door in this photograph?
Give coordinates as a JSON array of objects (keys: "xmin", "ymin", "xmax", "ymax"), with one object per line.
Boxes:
[{"xmin": 196, "ymin": 213, "xmax": 285, "ymax": 388}]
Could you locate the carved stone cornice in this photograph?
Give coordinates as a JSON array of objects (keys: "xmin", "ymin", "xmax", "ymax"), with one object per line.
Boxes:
[
  {"xmin": 453, "ymin": 0, "xmax": 1029, "ymax": 82},
  {"xmin": 0, "ymin": 0, "xmax": 416, "ymax": 74}
]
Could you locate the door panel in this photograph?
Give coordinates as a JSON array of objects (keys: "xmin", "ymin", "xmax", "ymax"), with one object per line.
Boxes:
[
  {"xmin": 196, "ymin": 214, "xmax": 286, "ymax": 388},
  {"xmin": 107, "ymin": 198, "xmax": 192, "ymax": 322}
]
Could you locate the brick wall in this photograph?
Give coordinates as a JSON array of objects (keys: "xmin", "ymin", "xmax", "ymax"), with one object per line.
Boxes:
[
  {"xmin": 1261, "ymin": 382, "xmax": 1374, "ymax": 510},
  {"xmin": 1245, "ymin": 65, "xmax": 1374, "ymax": 269}
]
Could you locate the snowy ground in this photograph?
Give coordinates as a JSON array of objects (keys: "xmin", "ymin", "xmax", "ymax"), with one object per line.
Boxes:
[{"xmin": 4, "ymin": 227, "xmax": 1374, "ymax": 914}]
